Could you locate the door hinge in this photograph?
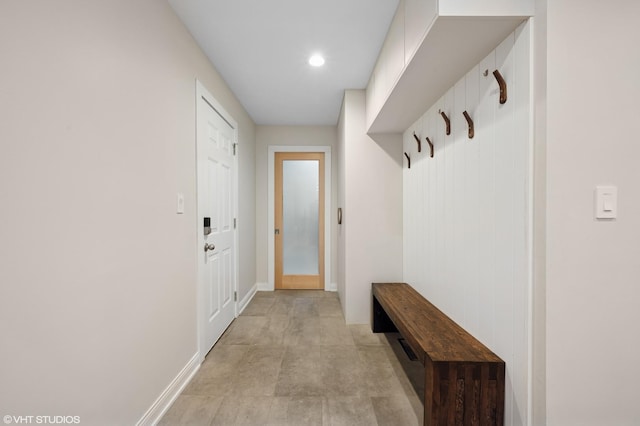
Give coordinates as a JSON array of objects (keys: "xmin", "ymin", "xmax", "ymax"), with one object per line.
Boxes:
[
  {"xmin": 233, "ymin": 143, "xmax": 237, "ymax": 156},
  {"xmin": 234, "ymin": 291, "xmax": 237, "ymax": 302},
  {"xmin": 234, "ymin": 218, "xmax": 237, "ymax": 229}
]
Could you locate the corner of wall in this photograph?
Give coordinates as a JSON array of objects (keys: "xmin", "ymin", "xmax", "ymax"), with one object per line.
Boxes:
[
  {"xmin": 337, "ymin": 95, "xmax": 348, "ymax": 317},
  {"xmin": 238, "ymin": 283, "xmax": 258, "ymax": 314},
  {"xmin": 532, "ymin": 3, "xmax": 547, "ymax": 425},
  {"xmin": 341, "ymin": 89, "xmax": 403, "ymax": 325},
  {"xmin": 136, "ymin": 352, "xmax": 200, "ymax": 426}
]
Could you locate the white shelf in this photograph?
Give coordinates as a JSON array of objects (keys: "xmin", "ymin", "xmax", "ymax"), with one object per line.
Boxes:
[{"xmin": 366, "ymin": 9, "xmax": 531, "ymax": 134}]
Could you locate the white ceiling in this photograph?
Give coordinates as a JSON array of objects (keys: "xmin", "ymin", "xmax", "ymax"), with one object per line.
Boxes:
[{"xmin": 168, "ymin": 0, "xmax": 399, "ymax": 126}]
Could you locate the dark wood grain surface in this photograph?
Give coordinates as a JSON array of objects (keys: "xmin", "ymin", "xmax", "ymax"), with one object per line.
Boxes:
[
  {"xmin": 372, "ymin": 282, "xmax": 505, "ymax": 425},
  {"xmin": 372, "ymin": 283, "xmax": 502, "ymax": 364}
]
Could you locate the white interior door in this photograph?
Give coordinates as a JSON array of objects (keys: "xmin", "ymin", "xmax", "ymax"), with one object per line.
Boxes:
[{"xmin": 196, "ymin": 81, "xmax": 237, "ymax": 356}]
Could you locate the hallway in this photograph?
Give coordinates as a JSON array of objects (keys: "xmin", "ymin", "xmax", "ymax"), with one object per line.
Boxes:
[{"xmin": 160, "ymin": 291, "xmax": 423, "ymax": 425}]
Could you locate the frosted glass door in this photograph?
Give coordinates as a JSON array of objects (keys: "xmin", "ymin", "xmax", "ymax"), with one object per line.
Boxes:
[
  {"xmin": 274, "ymin": 151, "xmax": 324, "ymax": 290},
  {"xmin": 282, "ymin": 160, "xmax": 319, "ymax": 275}
]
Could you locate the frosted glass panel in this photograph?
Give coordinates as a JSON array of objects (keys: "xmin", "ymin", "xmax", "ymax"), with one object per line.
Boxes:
[{"xmin": 283, "ymin": 160, "xmax": 319, "ymax": 275}]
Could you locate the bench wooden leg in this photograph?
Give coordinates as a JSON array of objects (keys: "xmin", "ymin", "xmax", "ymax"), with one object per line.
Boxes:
[{"xmin": 425, "ymin": 360, "xmax": 504, "ymax": 426}]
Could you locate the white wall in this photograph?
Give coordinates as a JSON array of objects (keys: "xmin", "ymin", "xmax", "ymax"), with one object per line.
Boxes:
[
  {"xmin": 340, "ymin": 90, "xmax": 403, "ymax": 324},
  {"xmin": 255, "ymin": 126, "xmax": 338, "ymax": 289},
  {"xmin": 532, "ymin": 1, "xmax": 547, "ymax": 424},
  {"xmin": 0, "ymin": 1, "xmax": 255, "ymax": 424},
  {"xmin": 544, "ymin": 1, "xmax": 640, "ymax": 424},
  {"xmin": 337, "ymin": 105, "xmax": 347, "ymax": 313},
  {"xmin": 402, "ymin": 24, "xmax": 531, "ymax": 425}
]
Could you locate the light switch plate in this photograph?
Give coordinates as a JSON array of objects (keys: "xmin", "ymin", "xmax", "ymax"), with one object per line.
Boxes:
[
  {"xmin": 595, "ymin": 186, "xmax": 617, "ymax": 219},
  {"xmin": 177, "ymin": 193, "xmax": 185, "ymax": 214}
]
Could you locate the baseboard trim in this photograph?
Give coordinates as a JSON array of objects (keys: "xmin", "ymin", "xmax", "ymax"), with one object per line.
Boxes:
[
  {"xmin": 255, "ymin": 282, "xmax": 335, "ymax": 292},
  {"xmin": 136, "ymin": 352, "xmax": 200, "ymax": 426},
  {"xmin": 238, "ymin": 283, "xmax": 258, "ymax": 315},
  {"xmin": 256, "ymin": 282, "xmax": 272, "ymax": 291}
]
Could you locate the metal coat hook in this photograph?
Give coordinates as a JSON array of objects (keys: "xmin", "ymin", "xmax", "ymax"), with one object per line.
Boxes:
[
  {"xmin": 425, "ymin": 137, "xmax": 434, "ymax": 158},
  {"xmin": 493, "ymin": 70, "xmax": 507, "ymax": 104},
  {"xmin": 439, "ymin": 110, "xmax": 451, "ymax": 135},
  {"xmin": 413, "ymin": 132, "xmax": 422, "ymax": 153},
  {"xmin": 463, "ymin": 111, "xmax": 474, "ymax": 139},
  {"xmin": 404, "ymin": 152, "xmax": 411, "ymax": 169}
]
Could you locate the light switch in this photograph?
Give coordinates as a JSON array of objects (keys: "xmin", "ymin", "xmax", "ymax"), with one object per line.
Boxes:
[
  {"xmin": 177, "ymin": 193, "xmax": 185, "ymax": 214},
  {"xmin": 595, "ymin": 186, "xmax": 617, "ymax": 219}
]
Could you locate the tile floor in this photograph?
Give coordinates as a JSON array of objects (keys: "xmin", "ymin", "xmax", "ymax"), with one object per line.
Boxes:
[{"xmin": 160, "ymin": 290, "xmax": 424, "ymax": 426}]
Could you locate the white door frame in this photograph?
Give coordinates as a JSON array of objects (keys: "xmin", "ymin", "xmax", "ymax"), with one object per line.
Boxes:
[
  {"xmin": 267, "ymin": 145, "xmax": 332, "ymax": 291},
  {"xmin": 195, "ymin": 80, "xmax": 239, "ymax": 360}
]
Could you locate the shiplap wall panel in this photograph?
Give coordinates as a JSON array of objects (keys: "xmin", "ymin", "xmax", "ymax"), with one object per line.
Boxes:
[
  {"xmin": 402, "ymin": 129, "xmax": 410, "ymax": 281},
  {"xmin": 511, "ymin": 23, "xmax": 531, "ymax": 426},
  {"xmin": 443, "ymin": 89, "xmax": 455, "ymax": 316},
  {"xmin": 477, "ymin": 50, "xmax": 497, "ymax": 352},
  {"xmin": 403, "ymin": 116, "xmax": 422, "ymax": 287},
  {"xmin": 426, "ymin": 109, "xmax": 437, "ymax": 308},
  {"xmin": 453, "ymin": 77, "xmax": 466, "ymax": 325},
  {"xmin": 434, "ymin": 95, "xmax": 446, "ymax": 310},
  {"xmin": 494, "ymin": 32, "xmax": 517, "ymax": 424},
  {"xmin": 465, "ymin": 64, "xmax": 481, "ymax": 338},
  {"xmin": 402, "ymin": 22, "xmax": 530, "ymax": 426}
]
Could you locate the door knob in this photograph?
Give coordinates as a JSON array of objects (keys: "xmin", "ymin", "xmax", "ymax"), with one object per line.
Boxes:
[{"xmin": 204, "ymin": 243, "xmax": 215, "ymax": 252}]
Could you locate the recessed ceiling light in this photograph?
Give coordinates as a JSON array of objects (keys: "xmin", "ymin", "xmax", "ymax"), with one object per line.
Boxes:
[{"xmin": 308, "ymin": 54, "xmax": 325, "ymax": 67}]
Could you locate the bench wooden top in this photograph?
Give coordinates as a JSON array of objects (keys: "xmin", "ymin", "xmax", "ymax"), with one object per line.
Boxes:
[{"xmin": 372, "ymin": 282, "xmax": 503, "ymax": 365}]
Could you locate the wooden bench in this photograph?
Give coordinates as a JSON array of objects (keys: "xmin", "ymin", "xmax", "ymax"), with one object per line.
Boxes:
[{"xmin": 372, "ymin": 282, "xmax": 505, "ymax": 426}]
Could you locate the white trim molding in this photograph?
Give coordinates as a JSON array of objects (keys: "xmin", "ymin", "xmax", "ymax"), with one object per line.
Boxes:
[
  {"xmin": 238, "ymin": 284, "xmax": 258, "ymax": 315},
  {"xmin": 267, "ymin": 145, "xmax": 332, "ymax": 292},
  {"xmin": 136, "ymin": 352, "xmax": 200, "ymax": 426},
  {"xmin": 256, "ymin": 282, "xmax": 271, "ymax": 291}
]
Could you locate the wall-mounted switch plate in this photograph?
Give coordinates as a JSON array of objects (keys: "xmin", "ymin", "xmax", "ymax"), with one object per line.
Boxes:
[
  {"xmin": 177, "ymin": 193, "xmax": 185, "ymax": 214},
  {"xmin": 595, "ymin": 186, "xmax": 617, "ymax": 219}
]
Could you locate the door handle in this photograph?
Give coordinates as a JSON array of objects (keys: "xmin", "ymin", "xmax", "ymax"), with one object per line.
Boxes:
[{"xmin": 204, "ymin": 243, "xmax": 215, "ymax": 252}]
